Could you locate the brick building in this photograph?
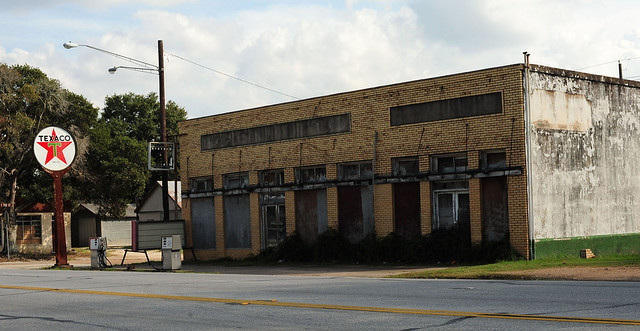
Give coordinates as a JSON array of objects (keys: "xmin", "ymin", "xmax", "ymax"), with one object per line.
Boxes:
[{"xmin": 178, "ymin": 63, "xmax": 640, "ymax": 260}]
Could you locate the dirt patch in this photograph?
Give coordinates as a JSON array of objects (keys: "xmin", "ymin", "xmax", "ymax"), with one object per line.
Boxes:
[{"xmin": 497, "ymin": 266, "xmax": 640, "ymax": 281}]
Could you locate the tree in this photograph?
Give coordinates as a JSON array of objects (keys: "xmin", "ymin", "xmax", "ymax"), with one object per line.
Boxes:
[
  {"xmin": 84, "ymin": 92, "xmax": 187, "ymax": 217},
  {"xmin": 0, "ymin": 63, "xmax": 98, "ymax": 213}
]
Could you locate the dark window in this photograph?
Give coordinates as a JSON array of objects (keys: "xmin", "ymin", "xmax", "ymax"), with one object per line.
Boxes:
[
  {"xmin": 432, "ymin": 154, "xmax": 467, "ymax": 174},
  {"xmin": 295, "ymin": 166, "xmax": 327, "ymax": 184},
  {"xmin": 201, "ymin": 113, "xmax": 351, "ymax": 150},
  {"xmin": 261, "ymin": 204, "xmax": 286, "ymax": 249},
  {"xmin": 393, "ymin": 157, "xmax": 420, "ymax": 176},
  {"xmin": 224, "ymin": 172, "xmax": 249, "ymax": 190},
  {"xmin": 191, "ymin": 177, "xmax": 213, "ymax": 193},
  {"xmin": 390, "ymin": 92, "xmax": 502, "ymax": 126},
  {"xmin": 338, "ymin": 161, "xmax": 373, "ymax": 180},
  {"xmin": 432, "ymin": 181, "xmax": 470, "ymax": 240},
  {"xmin": 481, "ymin": 150, "xmax": 507, "ymax": 169},
  {"xmin": 16, "ymin": 215, "xmax": 42, "ymax": 245},
  {"xmin": 260, "ymin": 169, "xmax": 285, "ymax": 186}
]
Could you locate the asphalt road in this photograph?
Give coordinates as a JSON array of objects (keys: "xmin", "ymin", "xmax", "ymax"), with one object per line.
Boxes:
[{"xmin": 0, "ymin": 269, "xmax": 639, "ymax": 330}]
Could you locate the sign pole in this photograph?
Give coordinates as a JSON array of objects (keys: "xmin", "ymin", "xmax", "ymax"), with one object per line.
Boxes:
[
  {"xmin": 50, "ymin": 168, "xmax": 69, "ymax": 266},
  {"xmin": 33, "ymin": 126, "xmax": 77, "ymax": 268}
]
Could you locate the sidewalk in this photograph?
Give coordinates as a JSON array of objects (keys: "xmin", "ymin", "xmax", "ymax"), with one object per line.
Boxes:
[{"xmin": 0, "ymin": 249, "xmax": 433, "ymax": 278}]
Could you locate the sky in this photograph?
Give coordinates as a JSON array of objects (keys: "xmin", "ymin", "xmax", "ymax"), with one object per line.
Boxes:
[{"xmin": 2, "ymin": 0, "xmax": 640, "ymax": 119}]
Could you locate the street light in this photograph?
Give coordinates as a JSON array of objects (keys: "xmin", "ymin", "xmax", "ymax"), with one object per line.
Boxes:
[{"xmin": 64, "ymin": 40, "xmax": 171, "ymax": 222}]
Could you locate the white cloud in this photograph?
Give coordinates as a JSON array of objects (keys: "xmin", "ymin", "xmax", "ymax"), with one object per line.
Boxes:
[{"xmin": 2, "ymin": 0, "xmax": 640, "ymax": 119}]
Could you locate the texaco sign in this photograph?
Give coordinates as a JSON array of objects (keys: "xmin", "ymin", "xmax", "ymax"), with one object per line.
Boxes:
[{"xmin": 33, "ymin": 126, "xmax": 77, "ymax": 171}]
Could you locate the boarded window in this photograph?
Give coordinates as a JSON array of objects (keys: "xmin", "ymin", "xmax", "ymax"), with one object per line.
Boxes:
[
  {"xmin": 393, "ymin": 182, "xmax": 421, "ymax": 238},
  {"xmin": 482, "ymin": 177, "xmax": 509, "ymax": 242},
  {"xmin": 201, "ymin": 113, "xmax": 351, "ymax": 150},
  {"xmin": 16, "ymin": 215, "xmax": 42, "ymax": 245},
  {"xmin": 295, "ymin": 189, "xmax": 328, "ymax": 244},
  {"xmin": 390, "ymin": 92, "xmax": 502, "ymax": 126},
  {"xmin": 224, "ymin": 195, "xmax": 251, "ymax": 249},
  {"xmin": 191, "ymin": 197, "xmax": 216, "ymax": 249},
  {"xmin": 338, "ymin": 186, "xmax": 374, "ymax": 243}
]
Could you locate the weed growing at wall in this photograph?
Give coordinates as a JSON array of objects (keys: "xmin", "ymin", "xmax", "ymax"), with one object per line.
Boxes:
[{"xmin": 254, "ymin": 228, "xmax": 520, "ymax": 265}]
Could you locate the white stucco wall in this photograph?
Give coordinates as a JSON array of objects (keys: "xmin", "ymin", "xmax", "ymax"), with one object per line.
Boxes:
[{"xmin": 528, "ymin": 67, "xmax": 640, "ymax": 239}]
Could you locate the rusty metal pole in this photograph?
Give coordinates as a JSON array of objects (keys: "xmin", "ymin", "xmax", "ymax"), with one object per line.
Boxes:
[{"xmin": 51, "ymin": 169, "xmax": 69, "ymax": 266}]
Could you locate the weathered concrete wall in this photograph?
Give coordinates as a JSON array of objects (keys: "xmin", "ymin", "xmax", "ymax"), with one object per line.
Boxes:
[
  {"xmin": 100, "ymin": 220, "xmax": 132, "ymax": 247},
  {"xmin": 529, "ymin": 66, "xmax": 640, "ymax": 239}
]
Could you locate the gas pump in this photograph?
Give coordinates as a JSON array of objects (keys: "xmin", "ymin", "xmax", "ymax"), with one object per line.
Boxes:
[
  {"xmin": 161, "ymin": 235, "xmax": 182, "ymax": 270},
  {"xmin": 89, "ymin": 237, "xmax": 109, "ymax": 268}
]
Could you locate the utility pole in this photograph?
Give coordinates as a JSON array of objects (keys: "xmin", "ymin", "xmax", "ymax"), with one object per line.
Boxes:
[{"xmin": 158, "ymin": 40, "xmax": 170, "ymax": 221}]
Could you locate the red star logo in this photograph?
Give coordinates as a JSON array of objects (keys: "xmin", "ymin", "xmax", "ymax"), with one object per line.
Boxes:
[{"xmin": 37, "ymin": 129, "xmax": 72, "ymax": 164}]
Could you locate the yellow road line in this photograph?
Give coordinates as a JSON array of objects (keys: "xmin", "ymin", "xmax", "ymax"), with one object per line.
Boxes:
[{"xmin": 1, "ymin": 284, "xmax": 639, "ymax": 326}]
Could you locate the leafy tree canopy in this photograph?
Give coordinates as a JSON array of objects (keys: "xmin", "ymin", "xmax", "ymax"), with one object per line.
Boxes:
[
  {"xmin": 85, "ymin": 92, "xmax": 187, "ymax": 217},
  {"xmin": 0, "ymin": 63, "xmax": 98, "ymax": 211}
]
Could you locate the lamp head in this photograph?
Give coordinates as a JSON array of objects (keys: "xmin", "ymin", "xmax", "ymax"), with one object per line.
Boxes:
[
  {"xmin": 63, "ymin": 42, "xmax": 78, "ymax": 49},
  {"xmin": 108, "ymin": 67, "xmax": 117, "ymax": 74}
]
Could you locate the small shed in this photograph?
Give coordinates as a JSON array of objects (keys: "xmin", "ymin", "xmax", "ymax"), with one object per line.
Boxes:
[
  {"xmin": 71, "ymin": 203, "xmax": 136, "ymax": 247},
  {"xmin": 136, "ymin": 181, "xmax": 182, "ymax": 221}
]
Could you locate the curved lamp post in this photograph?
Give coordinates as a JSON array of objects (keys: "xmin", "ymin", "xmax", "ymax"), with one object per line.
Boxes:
[{"xmin": 64, "ymin": 40, "xmax": 170, "ymax": 222}]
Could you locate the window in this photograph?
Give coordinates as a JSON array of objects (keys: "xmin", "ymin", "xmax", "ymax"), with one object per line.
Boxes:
[
  {"xmin": 191, "ymin": 177, "xmax": 213, "ymax": 193},
  {"xmin": 260, "ymin": 169, "xmax": 285, "ymax": 186},
  {"xmin": 338, "ymin": 161, "xmax": 373, "ymax": 180},
  {"xmin": 390, "ymin": 92, "xmax": 502, "ymax": 126},
  {"xmin": 393, "ymin": 157, "xmax": 419, "ymax": 176},
  {"xmin": 223, "ymin": 172, "xmax": 249, "ymax": 190},
  {"xmin": 432, "ymin": 182, "xmax": 470, "ymax": 234},
  {"xmin": 201, "ymin": 113, "xmax": 351, "ymax": 150},
  {"xmin": 481, "ymin": 150, "xmax": 507, "ymax": 169},
  {"xmin": 16, "ymin": 215, "xmax": 42, "ymax": 245},
  {"xmin": 295, "ymin": 166, "xmax": 326, "ymax": 184},
  {"xmin": 262, "ymin": 204, "xmax": 286, "ymax": 248},
  {"xmin": 432, "ymin": 154, "xmax": 467, "ymax": 174}
]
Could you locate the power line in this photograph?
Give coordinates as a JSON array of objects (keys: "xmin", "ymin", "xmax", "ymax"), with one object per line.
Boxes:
[
  {"xmin": 165, "ymin": 52, "xmax": 300, "ymax": 100},
  {"xmin": 576, "ymin": 57, "xmax": 640, "ymax": 71}
]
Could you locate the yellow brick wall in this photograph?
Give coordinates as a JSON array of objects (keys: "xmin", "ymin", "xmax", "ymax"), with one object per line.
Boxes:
[
  {"xmin": 250, "ymin": 192, "xmax": 261, "ymax": 255},
  {"xmin": 284, "ymin": 191, "xmax": 296, "ymax": 236},
  {"xmin": 180, "ymin": 64, "xmax": 530, "ymax": 259},
  {"xmin": 326, "ymin": 187, "xmax": 339, "ymax": 230},
  {"xmin": 420, "ymin": 181, "xmax": 432, "ymax": 235},
  {"xmin": 469, "ymin": 178, "xmax": 482, "ymax": 244},
  {"xmin": 374, "ymin": 183, "xmax": 393, "ymax": 236}
]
